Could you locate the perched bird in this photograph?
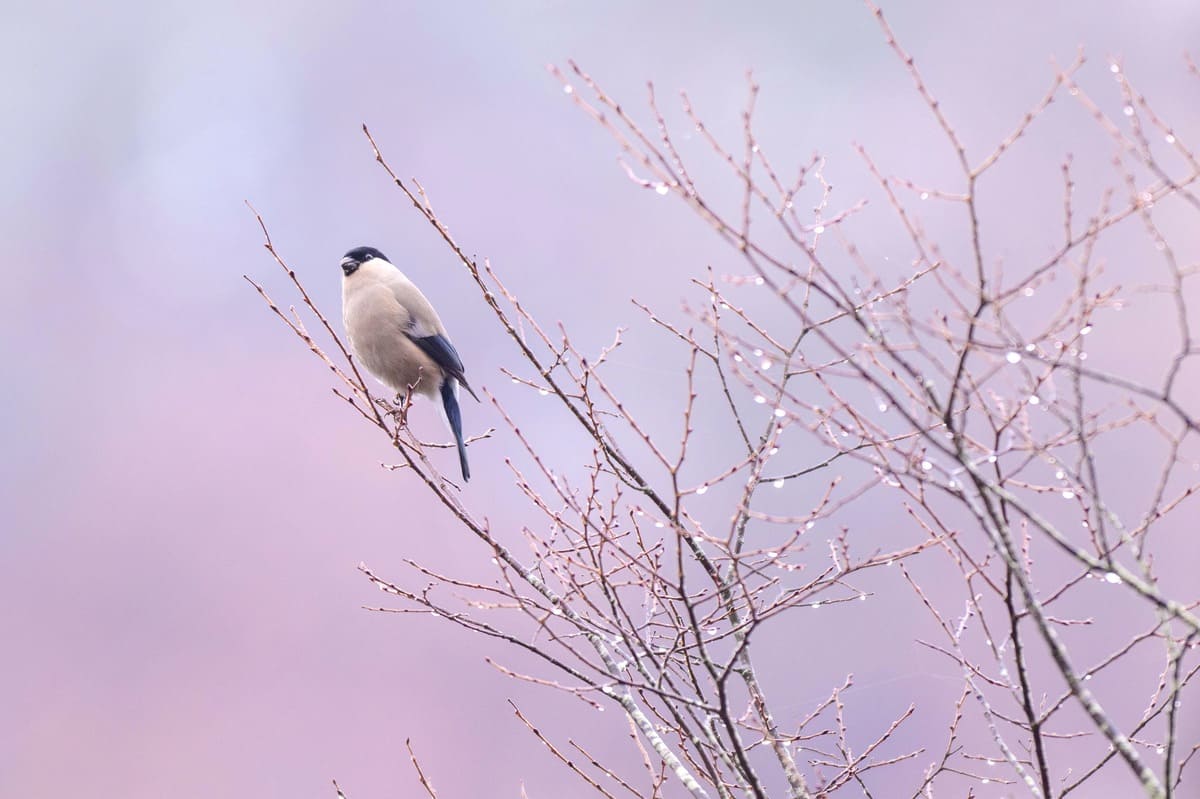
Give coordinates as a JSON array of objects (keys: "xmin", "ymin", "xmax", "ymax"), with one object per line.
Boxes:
[{"xmin": 340, "ymin": 246, "xmax": 478, "ymax": 481}]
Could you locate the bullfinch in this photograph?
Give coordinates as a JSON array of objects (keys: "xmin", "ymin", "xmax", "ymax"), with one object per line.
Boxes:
[{"xmin": 340, "ymin": 246, "xmax": 478, "ymax": 481}]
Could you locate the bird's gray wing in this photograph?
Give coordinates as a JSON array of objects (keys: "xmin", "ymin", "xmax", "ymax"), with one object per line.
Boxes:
[{"xmin": 407, "ymin": 331, "xmax": 480, "ymax": 402}]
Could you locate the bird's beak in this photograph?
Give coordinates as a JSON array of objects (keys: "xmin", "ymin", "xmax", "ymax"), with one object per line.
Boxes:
[{"xmin": 340, "ymin": 257, "xmax": 358, "ymax": 276}]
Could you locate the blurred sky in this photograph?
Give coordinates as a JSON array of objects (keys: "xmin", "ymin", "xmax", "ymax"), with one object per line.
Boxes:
[{"xmin": 4, "ymin": 1, "xmax": 1200, "ymax": 797}]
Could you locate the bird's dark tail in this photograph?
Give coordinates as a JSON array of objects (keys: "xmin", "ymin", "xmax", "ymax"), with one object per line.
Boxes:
[{"xmin": 440, "ymin": 379, "xmax": 470, "ymax": 482}]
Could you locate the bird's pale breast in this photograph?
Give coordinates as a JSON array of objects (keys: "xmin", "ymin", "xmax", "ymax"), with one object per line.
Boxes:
[{"xmin": 344, "ymin": 284, "xmax": 441, "ymax": 398}]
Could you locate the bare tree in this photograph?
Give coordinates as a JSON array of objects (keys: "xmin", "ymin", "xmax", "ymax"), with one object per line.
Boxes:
[{"xmin": 250, "ymin": 4, "xmax": 1200, "ymax": 797}]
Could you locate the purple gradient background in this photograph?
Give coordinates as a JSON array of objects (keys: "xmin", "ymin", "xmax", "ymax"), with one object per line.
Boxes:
[{"xmin": 5, "ymin": 2, "xmax": 1200, "ymax": 797}]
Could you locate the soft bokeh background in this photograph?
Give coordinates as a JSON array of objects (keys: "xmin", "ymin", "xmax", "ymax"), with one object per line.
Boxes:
[{"xmin": 5, "ymin": 1, "xmax": 1200, "ymax": 797}]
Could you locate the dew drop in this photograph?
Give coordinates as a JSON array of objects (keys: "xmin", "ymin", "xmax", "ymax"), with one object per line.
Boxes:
[
  {"xmin": 773, "ymin": 407, "xmax": 786, "ymax": 418},
  {"xmin": 877, "ymin": 402, "xmax": 889, "ymax": 413},
  {"xmin": 1024, "ymin": 343, "xmax": 1036, "ymax": 352},
  {"xmin": 919, "ymin": 191, "xmax": 929, "ymax": 200},
  {"xmin": 654, "ymin": 183, "xmax": 670, "ymax": 195},
  {"xmin": 563, "ymin": 84, "xmax": 574, "ymax": 94},
  {"xmin": 921, "ymin": 460, "xmax": 932, "ymax": 472},
  {"xmin": 859, "ymin": 594, "xmax": 868, "ymax": 601},
  {"xmin": 811, "ymin": 601, "xmax": 822, "ymax": 609},
  {"xmin": 1055, "ymin": 470, "xmax": 1065, "ymax": 479},
  {"xmin": 753, "ymin": 348, "xmax": 764, "ymax": 357},
  {"xmin": 806, "ymin": 521, "xmax": 815, "ymax": 529},
  {"xmin": 772, "ymin": 478, "xmax": 785, "ymax": 488},
  {"xmin": 754, "ymin": 276, "xmax": 765, "ymax": 286},
  {"xmin": 1080, "ymin": 324, "xmax": 1093, "ymax": 335},
  {"xmin": 1123, "ymin": 106, "xmax": 1134, "ymax": 116},
  {"xmin": 654, "ymin": 521, "xmax": 665, "ymax": 528},
  {"xmin": 760, "ymin": 359, "xmax": 773, "ymax": 370},
  {"xmin": 1105, "ymin": 572, "xmax": 1122, "ymax": 584},
  {"xmin": 1023, "ymin": 286, "xmax": 1035, "ymax": 297},
  {"xmin": 1006, "ymin": 351, "xmax": 1021, "ymax": 364},
  {"xmin": 1110, "ymin": 63, "xmax": 1121, "ymax": 73},
  {"xmin": 754, "ymin": 395, "xmax": 766, "ymax": 404},
  {"xmin": 696, "ymin": 485, "xmax": 708, "ymax": 496},
  {"xmin": 1029, "ymin": 395, "xmax": 1041, "ymax": 406},
  {"xmin": 1062, "ymin": 489, "xmax": 1075, "ymax": 499},
  {"xmin": 814, "ymin": 224, "xmax": 826, "ymax": 234},
  {"xmin": 539, "ymin": 388, "xmax": 549, "ymax": 396},
  {"xmin": 1166, "ymin": 134, "xmax": 1176, "ymax": 144}
]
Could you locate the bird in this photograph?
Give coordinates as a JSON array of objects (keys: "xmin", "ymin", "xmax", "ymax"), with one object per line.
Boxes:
[{"xmin": 340, "ymin": 245, "xmax": 478, "ymax": 481}]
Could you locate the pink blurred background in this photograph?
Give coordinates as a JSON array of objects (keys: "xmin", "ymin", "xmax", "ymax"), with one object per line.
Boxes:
[{"xmin": 4, "ymin": 2, "xmax": 1200, "ymax": 796}]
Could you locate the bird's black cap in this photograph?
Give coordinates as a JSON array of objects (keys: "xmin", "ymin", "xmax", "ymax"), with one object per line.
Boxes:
[{"xmin": 343, "ymin": 246, "xmax": 389, "ymax": 263}]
